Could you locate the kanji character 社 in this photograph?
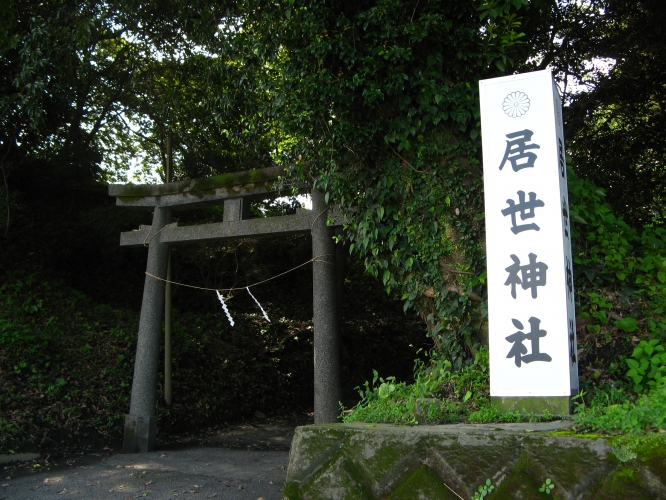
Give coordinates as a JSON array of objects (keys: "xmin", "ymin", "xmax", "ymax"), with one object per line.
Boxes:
[{"xmin": 506, "ymin": 317, "xmax": 552, "ymax": 367}]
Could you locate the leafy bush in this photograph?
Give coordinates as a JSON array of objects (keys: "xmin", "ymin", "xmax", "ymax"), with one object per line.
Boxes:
[
  {"xmin": 570, "ymin": 169, "xmax": 666, "ymax": 348},
  {"xmin": 573, "ymin": 386, "xmax": 666, "ymax": 434},
  {"xmin": 346, "ymin": 346, "xmax": 565, "ymax": 425},
  {"xmin": 567, "ymin": 167, "xmax": 665, "ymax": 410},
  {"xmin": 344, "ymin": 348, "xmax": 492, "ymax": 424},
  {"xmin": 625, "ymin": 339, "xmax": 666, "ymax": 393}
]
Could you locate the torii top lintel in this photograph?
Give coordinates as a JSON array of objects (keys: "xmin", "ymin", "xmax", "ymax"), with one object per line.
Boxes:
[{"xmin": 108, "ymin": 165, "xmax": 289, "ymax": 211}]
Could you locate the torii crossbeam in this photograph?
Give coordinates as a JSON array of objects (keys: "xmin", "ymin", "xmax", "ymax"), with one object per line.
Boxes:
[{"xmin": 110, "ymin": 166, "xmax": 343, "ymax": 453}]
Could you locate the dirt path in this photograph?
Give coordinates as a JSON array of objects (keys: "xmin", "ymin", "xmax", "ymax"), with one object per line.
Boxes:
[{"xmin": 1, "ymin": 417, "xmax": 308, "ymax": 500}]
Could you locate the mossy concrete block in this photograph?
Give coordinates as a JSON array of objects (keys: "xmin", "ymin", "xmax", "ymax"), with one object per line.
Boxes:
[
  {"xmin": 284, "ymin": 423, "xmax": 666, "ymax": 499},
  {"xmin": 491, "ymin": 396, "xmax": 571, "ymax": 415}
]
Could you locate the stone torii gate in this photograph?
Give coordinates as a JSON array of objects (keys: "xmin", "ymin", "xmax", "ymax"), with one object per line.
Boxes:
[{"xmin": 109, "ymin": 166, "xmax": 343, "ymax": 453}]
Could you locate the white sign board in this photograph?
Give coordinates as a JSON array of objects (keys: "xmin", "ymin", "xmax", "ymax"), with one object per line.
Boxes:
[{"xmin": 479, "ymin": 70, "xmax": 578, "ymax": 397}]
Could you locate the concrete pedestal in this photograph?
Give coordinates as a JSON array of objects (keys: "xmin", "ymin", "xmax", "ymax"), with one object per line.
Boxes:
[
  {"xmin": 123, "ymin": 415, "xmax": 157, "ymax": 453},
  {"xmin": 491, "ymin": 396, "xmax": 572, "ymax": 415}
]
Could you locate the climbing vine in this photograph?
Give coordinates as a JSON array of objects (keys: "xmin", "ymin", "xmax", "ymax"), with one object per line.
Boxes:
[{"xmin": 221, "ymin": 0, "xmax": 529, "ymax": 365}]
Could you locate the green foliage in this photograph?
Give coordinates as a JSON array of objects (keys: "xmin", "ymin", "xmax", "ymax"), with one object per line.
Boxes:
[
  {"xmin": 567, "ymin": 167, "xmax": 666, "ymax": 401},
  {"xmin": 345, "ymin": 349, "xmax": 492, "ymax": 424},
  {"xmin": 471, "ymin": 478, "xmax": 495, "ymax": 499},
  {"xmin": 573, "ymin": 386, "xmax": 666, "ymax": 435},
  {"xmin": 562, "ymin": 0, "xmax": 666, "ymax": 225},
  {"xmin": 538, "ymin": 478, "xmax": 554, "ymax": 494},
  {"xmin": 2, "ymin": 0, "xmax": 664, "ymax": 457},
  {"xmin": 220, "ymin": 0, "xmax": 530, "ymax": 363},
  {"xmin": 625, "ymin": 340, "xmax": 666, "ymax": 393},
  {"xmin": 346, "ymin": 346, "xmax": 562, "ymax": 425},
  {"xmin": 569, "ymin": 169, "xmax": 666, "ymax": 339}
]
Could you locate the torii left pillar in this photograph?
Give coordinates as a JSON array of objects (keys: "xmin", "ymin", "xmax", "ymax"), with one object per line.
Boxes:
[{"xmin": 123, "ymin": 206, "xmax": 171, "ymax": 452}]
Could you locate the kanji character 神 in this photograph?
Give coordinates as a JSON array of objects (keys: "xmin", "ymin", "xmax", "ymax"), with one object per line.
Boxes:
[
  {"xmin": 569, "ymin": 318, "xmax": 577, "ymax": 365},
  {"xmin": 558, "ymin": 137, "xmax": 565, "ymax": 178},
  {"xmin": 504, "ymin": 253, "xmax": 549, "ymax": 299},
  {"xmin": 562, "ymin": 196, "xmax": 570, "ymax": 239},
  {"xmin": 565, "ymin": 256, "xmax": 574, "ymax": 301}
]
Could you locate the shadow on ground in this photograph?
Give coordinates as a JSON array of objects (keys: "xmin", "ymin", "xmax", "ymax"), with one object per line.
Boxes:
[{"xmin": 1, "ymin": 416, "xmax": 311, "ymax": 500}]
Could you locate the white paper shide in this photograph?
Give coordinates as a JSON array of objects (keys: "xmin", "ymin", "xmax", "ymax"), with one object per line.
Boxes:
[{"xmin": 479, "ymin": 70, "xmax": 578, "ymax": 397}]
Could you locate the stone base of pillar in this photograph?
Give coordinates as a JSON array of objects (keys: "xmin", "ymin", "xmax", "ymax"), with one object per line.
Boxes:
[
  {"xmin": 491, "ymin": 396, "xmax": 572, "ymax": 415},
  {"xmin": 123, "ymin": 415, "xmax": 156, "ymax": 453}
]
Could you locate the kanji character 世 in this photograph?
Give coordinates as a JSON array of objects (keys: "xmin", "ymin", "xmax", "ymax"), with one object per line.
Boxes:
[{"xmin": 501, "ymin": 191, "xmax": 545, "ymax": 234}]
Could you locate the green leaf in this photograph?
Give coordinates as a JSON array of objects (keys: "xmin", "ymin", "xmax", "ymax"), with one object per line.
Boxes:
[
  {"xmin": 615, "ymin": 317, "xmax": 638, "ymax": 333},
  {"xmin": 463, "ymin": 390, "xmax": 472, "ymax": 402},
  {"xmin": 648, "ymin": 237, "xmax": 665, "ymax": 249},
  {"xmin": 572, "ymin": 215, "xmax": 588, "ymax": 224},
  {"xmin": 378, "ymin": 382, "xmax": 391, "ymax": 399}
]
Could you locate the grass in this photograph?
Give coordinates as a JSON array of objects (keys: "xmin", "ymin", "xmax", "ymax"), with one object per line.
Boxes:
[{"xmin": 343, "ymin": 345, "xmax": 666, "ymax": 436}]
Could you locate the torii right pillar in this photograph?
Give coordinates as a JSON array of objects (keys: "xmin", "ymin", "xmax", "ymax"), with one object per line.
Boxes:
[{"xmin": 311, "ymin": 188, "xmax": 343, "ymax": 423}]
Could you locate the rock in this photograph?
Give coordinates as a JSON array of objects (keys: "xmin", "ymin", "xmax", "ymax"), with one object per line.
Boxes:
[{"xmin": 284, "ymin": 422, "xmax": 666, "ymax": 499}]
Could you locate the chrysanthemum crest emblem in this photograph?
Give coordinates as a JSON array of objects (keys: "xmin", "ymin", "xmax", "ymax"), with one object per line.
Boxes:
[{"xmin": 502, "ymin": 91, "xmax": 530, "ymax": 118}]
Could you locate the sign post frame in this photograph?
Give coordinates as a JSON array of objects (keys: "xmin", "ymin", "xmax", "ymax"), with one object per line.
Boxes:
[{"xmin": 479, "ymin": 69, "xmax": 578, "ymax": 415}]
